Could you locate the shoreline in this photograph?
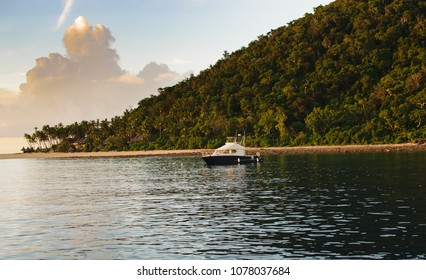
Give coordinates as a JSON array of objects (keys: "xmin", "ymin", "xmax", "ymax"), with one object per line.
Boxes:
[{"xmin": 1, "ymin": 143, "xmax": 425, "ymax": 160}]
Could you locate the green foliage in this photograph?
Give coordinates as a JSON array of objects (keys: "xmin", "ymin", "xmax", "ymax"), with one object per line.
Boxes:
[
  {"xmin": 305, "ymin": 107, "xmax": 338, "ymax": 136},
  {"xmin": 24, "ymin": 0, "xmax": 426, "ymax": 152}
]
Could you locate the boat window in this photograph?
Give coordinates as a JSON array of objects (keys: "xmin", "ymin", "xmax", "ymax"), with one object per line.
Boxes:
[{"xmin": 215, "ymin": 149, "xmax": 237, "ymax": 155}]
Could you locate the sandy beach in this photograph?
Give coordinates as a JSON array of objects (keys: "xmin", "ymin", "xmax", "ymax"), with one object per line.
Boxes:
[{"xmin": 1, "ymin": 143, "xmax": 425, "ymax": 160}]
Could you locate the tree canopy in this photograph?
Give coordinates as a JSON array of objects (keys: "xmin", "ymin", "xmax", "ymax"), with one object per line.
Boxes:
[{"xmin": 24, "ymin": 0, "xmax": 425, "ymax": 152}]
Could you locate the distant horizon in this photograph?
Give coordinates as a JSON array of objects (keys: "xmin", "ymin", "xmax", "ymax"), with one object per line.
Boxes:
[{"xmin": 0, "ymin": 137, "xmax": 26, "ymax": 154}]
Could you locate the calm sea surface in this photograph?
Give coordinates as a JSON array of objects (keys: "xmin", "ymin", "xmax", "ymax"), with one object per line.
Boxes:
[{"xmin": 0, "ymin": 152, "xmax": 425, "ymax": 259}]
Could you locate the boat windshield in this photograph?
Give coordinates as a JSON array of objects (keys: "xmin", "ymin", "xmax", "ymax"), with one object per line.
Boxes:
[{"xmin": 214, "ymin": 149, "xmax": 237, "ymax": 155}]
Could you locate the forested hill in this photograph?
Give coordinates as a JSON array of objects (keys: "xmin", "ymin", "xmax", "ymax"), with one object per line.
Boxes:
[{"xmin": 25, "ymin": 0, "xmax": 425, "ymax": 152}]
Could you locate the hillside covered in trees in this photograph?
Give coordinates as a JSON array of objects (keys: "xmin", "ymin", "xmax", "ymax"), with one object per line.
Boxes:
[{"xmin": 24, "ymin": 0, "xmax": 425, "ymax": 152}]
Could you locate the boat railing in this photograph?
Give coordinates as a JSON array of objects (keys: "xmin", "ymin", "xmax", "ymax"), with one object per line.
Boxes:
[
  {"xmin": 226, "ymin": 135, "xmax": 245, "ymax": 146},
  {"xmin": 226, "ymin": 136, "xmax": 238, "ymax": 143}
]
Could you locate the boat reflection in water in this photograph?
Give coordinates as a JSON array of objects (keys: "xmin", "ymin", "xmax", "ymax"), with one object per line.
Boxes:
[{"xmin": 202, "ymin": 134, "xmax": 263, "ymax": 165}]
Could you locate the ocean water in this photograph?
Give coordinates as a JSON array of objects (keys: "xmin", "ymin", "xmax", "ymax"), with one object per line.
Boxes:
[{"xmin": 0, "ymin": 152, "xmax": 425, "ymax": 259}]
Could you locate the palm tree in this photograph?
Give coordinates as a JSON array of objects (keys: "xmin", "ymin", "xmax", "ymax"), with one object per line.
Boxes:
[{"xmin": 24, "ymin": 133, "xmax": 35, "ymax": 150}]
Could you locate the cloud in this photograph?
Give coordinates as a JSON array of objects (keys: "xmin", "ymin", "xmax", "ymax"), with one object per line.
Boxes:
[
  {"xmin": 170, "ymin": 58, "xmax": 196, "ymax": 65},
  {"xmin": 108, "ymin": 74, "xmax": 145, "ymax": 84},
  {"xmin": 0, "ymin": 88, "xmax": 19, "ymax": 105},
  {"xmin": 55, "ymin": 0, "xmax": 74, "ymax": 31},
  {"xmin": 0, "ymin": 17, "xmax": 182, "ymax": 137},
  {"xmin": 137, "ymin": 62, "xmax": 180, "ymax": 82}
]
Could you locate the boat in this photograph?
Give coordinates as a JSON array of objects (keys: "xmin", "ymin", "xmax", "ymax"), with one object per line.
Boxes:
[{"xmin": 202, "ymin": 134, "xmax": 263, "ymax": 165}]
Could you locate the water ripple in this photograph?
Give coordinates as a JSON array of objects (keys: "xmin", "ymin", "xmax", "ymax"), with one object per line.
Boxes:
[{"xmin": 0, "ymin": 153, "xmax": 425, "ymax": 259}]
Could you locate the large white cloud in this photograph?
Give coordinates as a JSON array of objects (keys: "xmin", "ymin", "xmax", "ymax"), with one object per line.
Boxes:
[{"xmin": 0, "ymin": 17, "xmax": 182, "ymax": 137}]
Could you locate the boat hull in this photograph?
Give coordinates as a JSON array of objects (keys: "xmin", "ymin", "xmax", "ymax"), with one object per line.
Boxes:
[{"xmin": 202, "ymin": 155, "xmax": 263, "ymax": 165}]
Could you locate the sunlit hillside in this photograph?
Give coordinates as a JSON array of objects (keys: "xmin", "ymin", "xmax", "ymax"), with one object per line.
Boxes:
[{"xmin": 25, "ymin": 0, "xmax": 425, "ymax": 152}]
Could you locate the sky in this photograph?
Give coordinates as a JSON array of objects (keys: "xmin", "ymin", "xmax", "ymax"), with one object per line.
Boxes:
[{"xmin": 0, "ymin": 0, "xmax": 334, "ymax": 153}]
